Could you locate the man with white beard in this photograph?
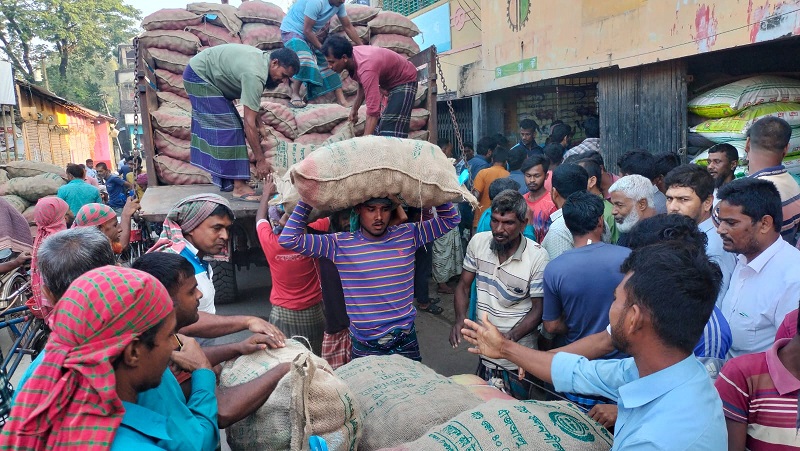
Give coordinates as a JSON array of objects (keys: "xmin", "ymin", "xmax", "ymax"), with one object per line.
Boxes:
[{"xmin": 609, "ymin": 175, "xmax": 657, "ymax": 247}]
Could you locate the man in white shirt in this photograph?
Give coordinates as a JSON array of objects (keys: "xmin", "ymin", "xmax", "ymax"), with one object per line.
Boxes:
[
  {"xmin": 541, "ymin": 164, "xmax": 589, "ymax": 260},
  {"xmin": 716, "ymin": 177, "xmax": 800, "ymax": 358}
]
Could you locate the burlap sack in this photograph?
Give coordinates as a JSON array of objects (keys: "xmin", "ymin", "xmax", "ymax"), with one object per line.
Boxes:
[
  {"xmin": 294, "ymin": 104, "xmax": 350, "ymax": 136},
  {"xmin": 22, "ymin": 205, "xmax": 36, "ymax": 224},
  {"xmin": 368, "ymin": 11, "xmax": 420, "ymax": 37},
  {"xmin": 151, "ymin": 106, "xmax": 192, "ymax": 141},
  {"xmin": 142, "ymin": 8, "xmax": 202, "ymax": 31},
  {"xmin": 294, "ymin": 133, "xmax": 332, "ymax": 145},
  {"xmin": 259, "ymin": 102, "xmax": 298, "ymax": 140},
  {"xmin": 409, "ymin": 130, "xmax": 429, "ymax": 141},
  {"xmin": 139, "ymin": 30, "xmax": 201, "ymax": 55},
  {"xmin": 341, "ymin": 75, "xmax": 358, "ymax": 96},
  {"xmin": 3, "ymin": 161, "xmax": 66, "ymax": 179},
  {"xmin": 308, "ymin": 91, "xmax": 339, "ymax": 105},
  {"xmin": 221, "ymin": 340, "xmax": 361, "ymax": 451},
  {"xmin": 187, "ymin": 2, "xmax": 243, "ymax": 34},
  {"xmin": 157, "ymin": 91, "xmax": 191, "ymax": 112},
  {"xmin": 263, "ymin": 82, "xmax": 294, "ymax": 100},
  {"xmin": 410, "ymin": 108, "xmax": 430, "ymax": 131},
  {"xmin": 370, "ymin": 34, "xmax": 420, "ymax": 57},
  {"xmin": 290, "ymin": 136, "xmax": 476, "ymax": 211},
  {"xmin": 153, "ymin": 154, "xmax": 212, "ymax": 185},
  {"xmin": 330, "ymin": 106, "xmax": 366, "ymax": 136},
  {"xmin": 146, "ymin": 47, "xmax": 191, "ymax": 75},
  {"xmin": 414, "ymin": 83, "xmax": 427, "ymax": 108},
  {"xmin": 186, "ymin": 23, "xmax": 242, "ymax": 47},
  {"xmin": 240, "ymin": 23, "xmax": 282, "ymax": 50},
  {"xmin": 0, "ymin": 169, "xmax": 8, "ymax": 184},
  {"xmin": 1, "ymin": 195, "xmax": 30, "ymax": 213},
  {"xmin": 381, "ymin": 399, "xmax": 614, "ymax": 451},
  {"xmin": 237, "ymin": 0, "xmax": 285, "ymax": 25},
  {"xmin": 155, "ymin": 130, "xmax": 191, "ymax": 162},
  {"xmin": 155, "ymin": 69, "xmax": 188, "ymax": 98},
  {"xmin": 333, "ymin": 25, "xmax": 370, "ymax": 44},
  {"xmin": 335, "ymin": 355, "xmax": 483, "ymax": 450},
  {"xmin": 331, "ymin": 5, "xmax": 379, "ymax": 30},
  {"xmin": 7, "ymin": 173, "xmax": 66, "ymax": 203}
]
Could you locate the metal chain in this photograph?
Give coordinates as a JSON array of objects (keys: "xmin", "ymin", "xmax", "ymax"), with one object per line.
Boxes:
[
  {"xmin": 132, "ymin": 37, "xmax": 141, "ymax": 158},
  {"xmin": 435, "ymin": 53, "xmax": 465, "ymax": 158}
]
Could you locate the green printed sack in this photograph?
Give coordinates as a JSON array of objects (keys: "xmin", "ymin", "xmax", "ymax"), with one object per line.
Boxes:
[
  {"xmin": 382, "ymin": 399, "xmax": 613, "ymax": 451},
  {"xmin": 690, "ymin": 102, "xmax": 800, "ymax": 141}
]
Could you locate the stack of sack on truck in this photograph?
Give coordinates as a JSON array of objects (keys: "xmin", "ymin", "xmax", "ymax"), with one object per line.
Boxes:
[
  {"xmin": 139, "ymin": 1, "xmax": 431, "ymax": 187},
  {"xmin": 688, "ymin": 75, "xmax": 800, "ymax": 180},
  {"xmin": 0, "ymin": 161, "xmax": 68, "ymax": 225}
]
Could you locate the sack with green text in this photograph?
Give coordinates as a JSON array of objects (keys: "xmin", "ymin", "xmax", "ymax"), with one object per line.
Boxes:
[{"xmin": 380, "ymin": 399, "xmax": 614, "ymax": 451}]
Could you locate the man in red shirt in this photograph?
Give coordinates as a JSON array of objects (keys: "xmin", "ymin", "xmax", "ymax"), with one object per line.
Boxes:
[
  {"xmin": 257, "ymin": 179, "xmax": 325, "ymax": 355},
  {"xmin": 521, "ymin": 155, "xmax": 557, "ymax": 243},
  {"xmin": 322, "ymin": 35, "xmax": 418, "ymax": 138}
]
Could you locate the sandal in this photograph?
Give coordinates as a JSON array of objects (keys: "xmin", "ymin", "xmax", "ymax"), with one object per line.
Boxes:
[
  {"xmin": 233, "ymin": 193, "xmax": 261, "ymax": 202},
  {"xmin": 289, "ymin": 98, "xmax": 307, "ymax": 108},
  {"xmin": 417, "ymin": 303, "xmax": 443, "ymax": 315}
]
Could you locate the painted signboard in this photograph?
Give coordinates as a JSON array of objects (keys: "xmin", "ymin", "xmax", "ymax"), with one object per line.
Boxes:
[{"xmin": 412, "ymin": 3, "xmax": 452, "ymax": 53}]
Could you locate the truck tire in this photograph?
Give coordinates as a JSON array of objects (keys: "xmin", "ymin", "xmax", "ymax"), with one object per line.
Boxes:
[{"xmin": 211, "ymin": 260, "xmax": 237, "ymax": 305}]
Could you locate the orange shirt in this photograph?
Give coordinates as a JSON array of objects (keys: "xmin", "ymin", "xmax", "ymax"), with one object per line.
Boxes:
[{"xmin": 472, "ymin": 165, "xmax": 510, "ymax": 227}]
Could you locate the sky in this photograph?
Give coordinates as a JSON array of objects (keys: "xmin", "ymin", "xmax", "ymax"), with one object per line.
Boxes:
[{"xmin": 130, "ymin": 0, "xmax": 293, "ymax": 20}]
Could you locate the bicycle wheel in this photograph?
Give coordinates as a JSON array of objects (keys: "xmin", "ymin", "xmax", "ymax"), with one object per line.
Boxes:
[{"xmin": 2, "ymin": 273, "xmax": 32, "ymax": 343}]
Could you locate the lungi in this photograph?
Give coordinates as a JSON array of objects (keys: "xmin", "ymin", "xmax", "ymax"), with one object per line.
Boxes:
[
  {"xmin": 321, "ymin": 328, "xmax": 351, "ymax": 370},
  {"xmin": 377, "ymin": 81, "xmax": 417, "ymax": 138},
  {"xmin": 351, "ymin": 324, "xmax": 421, "ymax": 361},
  {"xmin": 183, "ymin": 64, "xmax": 251, "ymax": 192},
  {"xmin": 269, "ymin": 303, "xmax": 325, "ymax": 356},
  {"xmin": 281, "ymin": 31, "xmax": 342, "ymax": 100},
  {"xmin": 432, "ymin": 228, "xmax": 463, "ymax": 284}
]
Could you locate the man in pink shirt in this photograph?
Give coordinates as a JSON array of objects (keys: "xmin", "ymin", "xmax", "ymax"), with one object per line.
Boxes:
[{"xmin": 322, "ymin": 35, "xmax": 418, "ymax": 138}]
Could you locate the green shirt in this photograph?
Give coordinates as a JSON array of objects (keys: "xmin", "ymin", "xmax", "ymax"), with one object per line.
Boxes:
[
  {"xmin": 188, "ymin": 44, "xmax": 270, "ymax": 111},
  {"xmin": 603, "ymin": 199, "xmax": 620, "ymax": 244},
  {"xmin": 57, "ymin": 179, "xmax": 103, "ymax": 216}
]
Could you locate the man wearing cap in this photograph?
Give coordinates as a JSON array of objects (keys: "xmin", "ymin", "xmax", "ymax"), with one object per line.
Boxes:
[{"xmin": 279, "ymin": 197, "xmax": 460, "ymax": 360}]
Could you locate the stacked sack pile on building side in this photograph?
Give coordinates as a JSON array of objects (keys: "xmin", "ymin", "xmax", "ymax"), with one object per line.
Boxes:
[
  {"xmin": 0, "ymin": 161, "xmax": 68, "ymax": 224},
  {"xmin": 688, "ymin": 75, "xmax": 800, "ymax": 180},
  {"xmin": 139, "ymin": 1, "xmax": 431, "ymax": 186}
]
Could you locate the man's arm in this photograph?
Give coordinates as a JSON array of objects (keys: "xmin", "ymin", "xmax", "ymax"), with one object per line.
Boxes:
[
  {"xmin": 302, "ymin": 15, "xmax": 324, "ymax": 50},
  {"xmin": 449, "ymin": 269, "xmax": 475, "ymax": 347},
  {"xmin": 414, "ymin": 202, "xmax": 460, "ymax": 245},
  {"xmin": 340, "ymin": 16, "xmax": 364, "ymax": 44},
  {"xmin": 472, "ymin": 170, "xmax": 486, "ymax": 200},
  {"xmin": 179, "ymin": 312, "xmax": 285, "ymax": 345},
  {"xmin": 551, "ymin": 329, "xmax": 614, "ymax": 359},
  {"xmin": 350, "ymin": 85, "xmax": 365, "ymax": 123},
  {"xmin": 0, "ymin": 252, "xmax": 30, "ymax": 274},
  {"xmin": 256, "ymin": 174, "xmax": 276, "ymax": 222},
  {"xmin": 201, "ymin": 333, "xmax": 274, "ymax": 367},
  {"xmin": 506, "ymin": 297, "xmax": 543, "ymax": 342},
  {"xmin": 278, "ymin": 200, "xmax": 338, "ymax": 259},
  {"xmin": 244, "ymin": 106, "xmax": 269, "ymax": 177},
  {"xmin": 359, "ymin": 69, "xmax": 382, "ymax": 136},
  {"xmin": 216, "ymin": 363, "xmax": 291, "ymax": 428},
  {"xmin": 725, "ymin": 419, "xmax": 747, "ymax": 451},
  {"xmin": 543, "ymin": 317, "xmax": 568, "ymax": 335},
  {"xmin": 118, "ymin": 197, "xmax": 140, "ymax": 250}
]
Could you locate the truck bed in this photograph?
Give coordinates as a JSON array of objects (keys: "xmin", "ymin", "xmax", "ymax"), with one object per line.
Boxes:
[{"xmin": 139, "ymin": 184, "xmax": 263, "ymax": 222}]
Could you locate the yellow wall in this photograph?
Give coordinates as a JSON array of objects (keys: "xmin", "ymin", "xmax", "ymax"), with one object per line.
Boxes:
[{"xmin": 461, "ymin": 0, "xmax": 800, "ymax": 95}]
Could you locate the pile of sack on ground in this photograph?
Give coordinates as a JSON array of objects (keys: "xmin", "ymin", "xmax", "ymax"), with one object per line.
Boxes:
[
  {"xmin": 140, "ymin": 1, "xmax": 430, "ymax": 186},
  {"xmin": 220, "ymin": 344, "xmax": 613, "ymax": 451},
  {"xmin": 0, "ymin": 161, "xmax": 67, "ymax": 225},
  {"xmin": 688, "ymin": 75, "xmax": 800, "ymax": 178}
]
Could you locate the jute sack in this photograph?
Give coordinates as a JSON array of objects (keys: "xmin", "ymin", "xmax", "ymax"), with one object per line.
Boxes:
[
  {"xmin": 414, "ymin": 83, "xmax": 427, "ymax": 108},
  {"xmin": 151, "ymin": 106, "xmax": 192, "ymax": 141},
  {"xmin": 265, "ymin": 125, "xmax": 354, "ymax": 175},
  {"xmin": 22, "ymin": 205, "xmax": 36, "ymax": 224},
  {"xmin": 155, "ymin": 69, "xmax": 188, "ymax": 98},
  {"xmin": 409, "ymin": 108, "xmax": 430, "ymax": 131},
  {"xmin": 330, "ymin": 5, "xmax": 379, "ymax": 30},
  {"xmin": 221, "ymin": 340, "xmax": 362, "ymax": 451},
  {"xmin": 240, "ymin": 23, "xmax": 282, "ymax": 50},
  {"xmin": 333, "ymin": 25, "xmax": 370, "ymax": 44},
  {"xmin": 291, "ymin": 136, "xmax": 477, "ymax": 211},
  {"xmin": 155, "ymin": 130, "xmax": 191, "ymax": 162},
  {"xmin": 294, "ymin": 133, "xmax": 332, "ymax": 145},
  {"xmin": 408, "ymin": 130, "xmax": 429, "ymax": 141},
  {"xmin": 368, "ymin": 11, "xmax": 420, "ymax": 37},
  {"xmin": 7, "ymin": 173, "xmax": 66, "ymax": 203},
  {"xmin": 138, "ymin": 30, "xmax": 201, "ymax": 55},
  {"xmin": 186, "ymin": 23, "xmax": 242, "ymax": 47},
  {"xmin": 341, "ymin": 75, "xmax": 358, "ymax": 96},
  {"xmin": 688, "ymin": 75, "xmax": 800, "ymax": 118},
  {"xmin": 157, "ymin": 91, "xmax": 192, "ymax": 113},
  {"xmin": 1, "ymin": 195, "xmax": 30, "ymax": 213},
  {"xmin": 153, "ymin": 154, "xmax": 212, "ymax": 185},
  {"xmin": 334, "ymin": 355, "xmax": 483, "ymax": 451},
  {"xmin": 370, "ymin": 33, "xmax": 420, "ymax": 57},
  {"xmin": 187, "ymin": 2, "xmax": 243, "ymax": 34},
  {"xmin": 237, "ymin": 0, "xmax": 285, "ymax": 25},
  {"xmin": 263, "ymin": 82, "xmax": 294, "ymax": 100},
  {"xmin": 146, "ymin": 47, "xmax": 191, "ymax": 75},
  {"xmin": 142, "ymin": 8, "xmax": 202, "ymax": 31},
  {"xmin": 294, "ymin": 104, "xmax": 350, "ymax": 136},
  {"xmin": 381, "ymin": 399, "xmax": 614, "ymax": 451},
  {"xmin": 259, "ymin": 102, "xmax": 298, "ymax": 140},
  {"xmin": 3, "ymin": 161, "xmax": 66, "ymax": 179},
  {"xmin": 0, "ymin": 169, "xmax": 7, "ymax": 184}
]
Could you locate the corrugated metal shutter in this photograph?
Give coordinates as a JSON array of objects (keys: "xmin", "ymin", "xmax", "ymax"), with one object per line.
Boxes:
[
  {"xmin": 437, "ymin": 97, "xmax": 473, "ymax": 158},
  {"xmin": 598, "ymin": 60, "xmax": 688, "ymax": 172}
]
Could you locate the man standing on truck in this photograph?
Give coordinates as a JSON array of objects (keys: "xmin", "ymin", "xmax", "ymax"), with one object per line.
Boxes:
[
  {"xmin": 322, "ymin": 35, "xmax": 419, "ymax": 138},
  {"xmin": 280, "ymin": 0, "xmax": 365, "ymax": 108},
  {"xmin": 183, "ymin": 44, "xmax": 300, "ymax": 201}
]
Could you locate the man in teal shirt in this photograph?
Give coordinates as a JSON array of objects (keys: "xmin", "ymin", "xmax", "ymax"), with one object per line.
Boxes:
[{"xmin": 57, "ymin": 163, "xmax": 102, "ymax": 215}]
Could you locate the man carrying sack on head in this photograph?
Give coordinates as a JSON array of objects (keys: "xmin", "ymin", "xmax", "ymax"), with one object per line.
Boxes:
[
  {"xmin": 183, "ymin": 44, "xmax": 300, "ymax": 201},
  {"xmin": 322, "ymin": 35, "xmax": 418, "ymax": 138}
]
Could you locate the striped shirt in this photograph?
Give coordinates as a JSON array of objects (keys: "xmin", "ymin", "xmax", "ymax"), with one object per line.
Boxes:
[
  {"xmin": 750, "ymin": 165, "xmax": 800, "ymax": 246},
  {"xmin": 715, "ymin": 338, "xmax": 800, "ymax": 450},
  {"xmin": 464, "ymin": 231, "xmax": 549, "ymax": 369},
  {"xmin": 278, "ymin": 200, "xmax": 459, "ymax": 341}
]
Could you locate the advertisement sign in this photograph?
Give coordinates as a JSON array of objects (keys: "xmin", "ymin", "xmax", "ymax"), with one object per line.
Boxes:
[{"xmin": 411, "ymin": 3, "xmax": 451, "ymax": 53}]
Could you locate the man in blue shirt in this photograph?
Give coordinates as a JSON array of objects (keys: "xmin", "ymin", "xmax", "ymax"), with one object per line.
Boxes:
[
  {"xmin": 96, "ymin": 161, "xmax": 132, "ymax": 214},
  {"xmin": 462, "ymin": 241, "xmax": 727, "ymax": 450},
  {"xmin": 510, "ymin": 118, "xmax": 543, "ymax": 159},
  {"xmin": 466, "ymin": 136, "xmax": 493, "ymax": 189},
  {"xmin": 57, "ymin": 163, "xmax": 103, "ymax": 215}
]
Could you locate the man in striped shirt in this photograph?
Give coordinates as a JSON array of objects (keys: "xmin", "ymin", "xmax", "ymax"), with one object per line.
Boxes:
[{"xmin": 279, "ymin": 198, "xmax": 459, "ymax": 361}]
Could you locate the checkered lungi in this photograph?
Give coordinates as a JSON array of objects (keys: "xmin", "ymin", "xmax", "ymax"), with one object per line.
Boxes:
[
  {"xmin": 281, "ymin": 31, "xmax": 342, "ymax": 100},
  {"xmin": 377, "ymin": 81, "xmax": 418, "ymax": 138},
  {"xmin": 321, "ymin": 328, "xmax": 351, "ymax": 370},
  {"xmin": 269, "ymin": 303, "xmax": 325, "ymax": 356},
  {"xmin": 351, "ymin": 324, "xmax": 421, "ymax": 361}
]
